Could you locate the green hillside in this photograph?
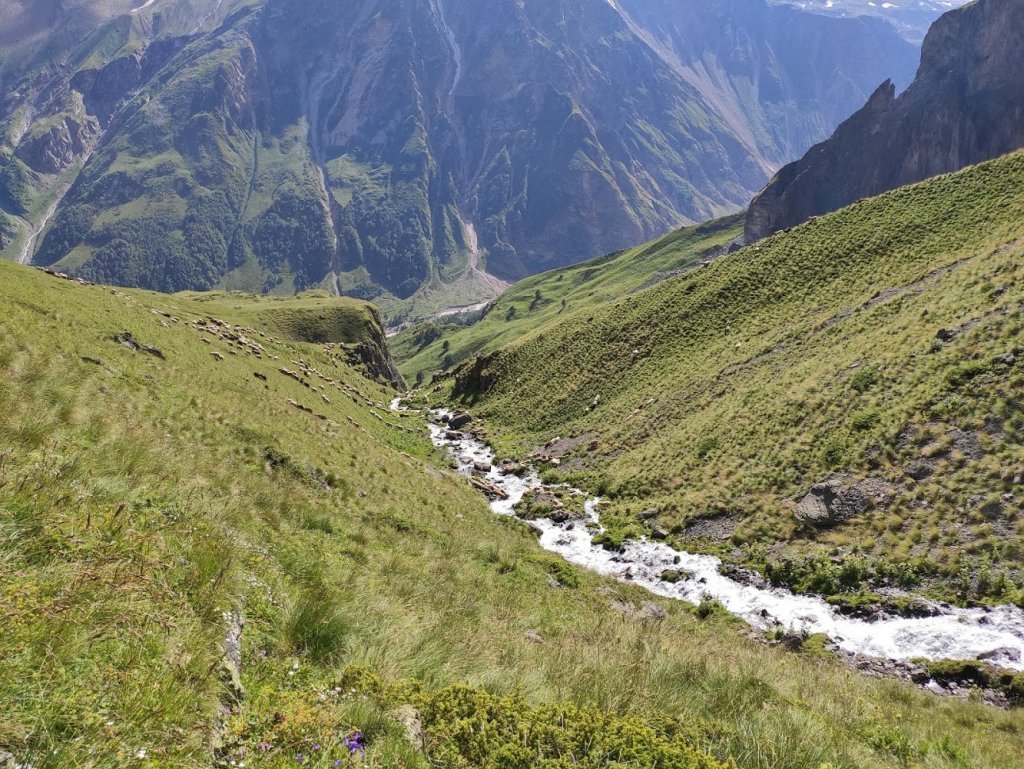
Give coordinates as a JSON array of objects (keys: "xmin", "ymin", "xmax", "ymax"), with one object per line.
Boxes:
[
  {"xmin": 431, "ymin": 150, "xmax": 1024, "ymax": 610},
  {"xmin": 4, "ymin": 262, "xmax": 1024, "ymax": 765},
  {"xmin": 392, "ymin": 214, "xmax": 744, "ymax": 386},
  {"xmin": 174, "ymin": 290, "xmax": 386, "ymax": 344}
]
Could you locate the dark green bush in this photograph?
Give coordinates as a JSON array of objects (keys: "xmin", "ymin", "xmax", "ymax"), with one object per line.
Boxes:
[
  {"xmin": 851, "ymin": 368, "xmax": 881, "ymax": 392},
  {"xmin": 946, "ymin": 361, "xmax": 988, "ymax": 388}
]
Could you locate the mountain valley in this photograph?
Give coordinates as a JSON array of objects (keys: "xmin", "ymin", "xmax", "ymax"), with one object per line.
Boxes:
[
  {"xmin": 4, "ymin": 0, "xmax": 1024, "ymax": 766},
  {"xmin": 402, "ymin": 148, "xmax": 1024, "ymax": 623},
  {"xmin": 0, "ymin": 0, "xmax": 918, "ymax": 319}
]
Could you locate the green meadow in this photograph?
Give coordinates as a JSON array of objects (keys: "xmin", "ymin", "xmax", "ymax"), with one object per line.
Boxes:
[{"xmin": 420, "ymin": 150, "xmax": 1024, "ymax": 610}]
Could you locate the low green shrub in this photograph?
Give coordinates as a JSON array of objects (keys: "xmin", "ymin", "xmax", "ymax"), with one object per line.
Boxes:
[
  {"xmin": 695, "ymin": 597, "xmax": 724, "ymax": 619},
  {"xmin": 338, "ymin": 668, "xmax": 733, "ymax": 769},
  {"xmin": 851, "ymin": 369, "xmax": 881, "ymax": 393}
]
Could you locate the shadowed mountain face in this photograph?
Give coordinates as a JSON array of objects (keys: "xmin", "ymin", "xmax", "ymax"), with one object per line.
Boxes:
[
  {"xmin": 745, "ymin": 0, "xmax": 1024, "ymax": 244},
  {"xmin": 0, "ymin": 0, "xmax": 917, "ymax": 307}
]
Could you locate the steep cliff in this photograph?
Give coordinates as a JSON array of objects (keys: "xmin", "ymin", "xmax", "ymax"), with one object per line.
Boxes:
[{"xmin": 745, "ymin": 0, "xmax": 1024, "ymax": 243}]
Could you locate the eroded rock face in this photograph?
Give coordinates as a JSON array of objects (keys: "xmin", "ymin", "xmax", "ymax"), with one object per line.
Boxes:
[
  {"xmin": 745, "ymin": 0, "xmax": 1024, "ymax": 243},
  {"xmin": 16, "ymin": 114, "xmax": 101, "ymax": 174},
  {"xmin": 70, "ymin": 39, "xmax": 182, "ymax": 126}
]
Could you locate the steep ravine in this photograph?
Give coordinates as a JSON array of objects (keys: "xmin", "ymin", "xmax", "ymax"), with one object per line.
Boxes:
[
  {"xmin": 404, "ymin": 403, "xmax": 1024, "ymax": 675},
  {"xmin": 16, "ymin": 191, "xmax": 63, "ymax": 265}
]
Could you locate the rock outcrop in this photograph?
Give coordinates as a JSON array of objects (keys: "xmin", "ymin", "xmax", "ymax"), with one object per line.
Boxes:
[
  {"xmin": 745, "ymin": 0, "xmax": 1024, "ymax": 243},
  {"xmin": 16, "ymin": 114, "xmax": 100, "ymax": 174},
  {"xmin": 794, "ymin": 478, "xmax": 871, "ymax": 527}
]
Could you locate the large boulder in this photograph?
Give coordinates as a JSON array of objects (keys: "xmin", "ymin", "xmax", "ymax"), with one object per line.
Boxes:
[
  {"xmin": 448, "ymin": 412, "xmax": 473, "ymax": 430},
  {"xmin": 794, "ymin": 479, "xmax": 870, "ymax": 527}
]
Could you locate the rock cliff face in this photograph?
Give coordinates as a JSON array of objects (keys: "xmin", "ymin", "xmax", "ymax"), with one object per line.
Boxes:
[
  {"xmin": 745, "ymin": 0, "xmax": 1024, "ymax": 244},
  {"xmin": 1, "ymin": 0, "xmax": 918, "ymax": 309},
  {"xmin": 17, "ymin": 112, "xmax": 101, "ymax": 174}
]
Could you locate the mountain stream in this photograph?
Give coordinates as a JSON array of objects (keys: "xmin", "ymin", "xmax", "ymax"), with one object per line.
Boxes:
[{"xmin": 401, "ymin": 402, "xmax": 1024, "ymax": 672}]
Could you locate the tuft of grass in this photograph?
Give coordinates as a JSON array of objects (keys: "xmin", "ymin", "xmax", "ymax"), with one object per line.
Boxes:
[{"xmin": 283, "ymin": 583, "xmax": 349, "ymax": 663}]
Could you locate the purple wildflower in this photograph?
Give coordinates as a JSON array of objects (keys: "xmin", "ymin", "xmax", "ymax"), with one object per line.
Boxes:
[
  {"xmin": 343, "ymin": 731, "xmax": 365, "ymax": 756},
  {"xmin": 312, "ymin": 743, "xmax": 320, "ymax": 752},
  {"xmin": 296, "ymin": 754, "xmax": 305, "ymax": 764}
]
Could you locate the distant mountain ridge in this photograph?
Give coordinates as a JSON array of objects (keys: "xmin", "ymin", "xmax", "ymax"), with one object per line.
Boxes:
[
  {"xmin": 770, "ymin": 0, "xmax": 970, "ymax": 41},
  {"xmin": 746, "ymin": 0, "xmax": 1024, "ymax": 243},
  {"xmin": 0, "ymin": 0, "xmax": 918, "ymax": 313}
]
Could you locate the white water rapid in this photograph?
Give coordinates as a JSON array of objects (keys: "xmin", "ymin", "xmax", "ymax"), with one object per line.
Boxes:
[{"xmin": 408, "ymin": 404, "xmax": 1024, "ymax": 671}]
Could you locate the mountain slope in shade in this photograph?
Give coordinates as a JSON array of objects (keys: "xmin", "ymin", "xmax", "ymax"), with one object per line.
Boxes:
[
  {"xmin": 0, "ymin": 0, "xmax": 918, "ymax": 315},
  {"xmin": 746, "ymin": 0, "xmax": 1024, "ymax": 243}
]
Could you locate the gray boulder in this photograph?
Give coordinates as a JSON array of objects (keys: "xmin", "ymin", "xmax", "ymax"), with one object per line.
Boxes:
[
  {"xmin": 392, "ymin": 705, "xmax": 424, "ymax": 751},
  {"xmin": 448, "ymin": 412, "xmax": 472, "ymax": 430},
  {"xmin": 651, "ymin": 525, "xmax": 670, "ymax": 540},
  {"xmin": 979, "ymin": 646, "xmax": 1022, "ymax": 664},
  {"xmin": 795, "ymin": 479, "xmax": 870, "ymax": 527}
]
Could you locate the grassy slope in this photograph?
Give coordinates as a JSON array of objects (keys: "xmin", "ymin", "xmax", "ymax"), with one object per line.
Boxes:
[
  {"xmin": 175, "ymin": 289, "xmax": 385, "ymax": 345},
  {"xmin": 392, "ymin": 214, "xmax": 744, "ymax": 385},
  {"xmin": 435, "ymin": 150, "xmax": 1024, "ymax": 607},
  {"xmin": 2, "ymin": 265, "xmax": 1023, "ymax": 766}
]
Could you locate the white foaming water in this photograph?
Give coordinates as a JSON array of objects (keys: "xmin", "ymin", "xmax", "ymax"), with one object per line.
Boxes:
[{"xmin": 415, "ymin": 407, "xmax": 1024, "ymax": 671}]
